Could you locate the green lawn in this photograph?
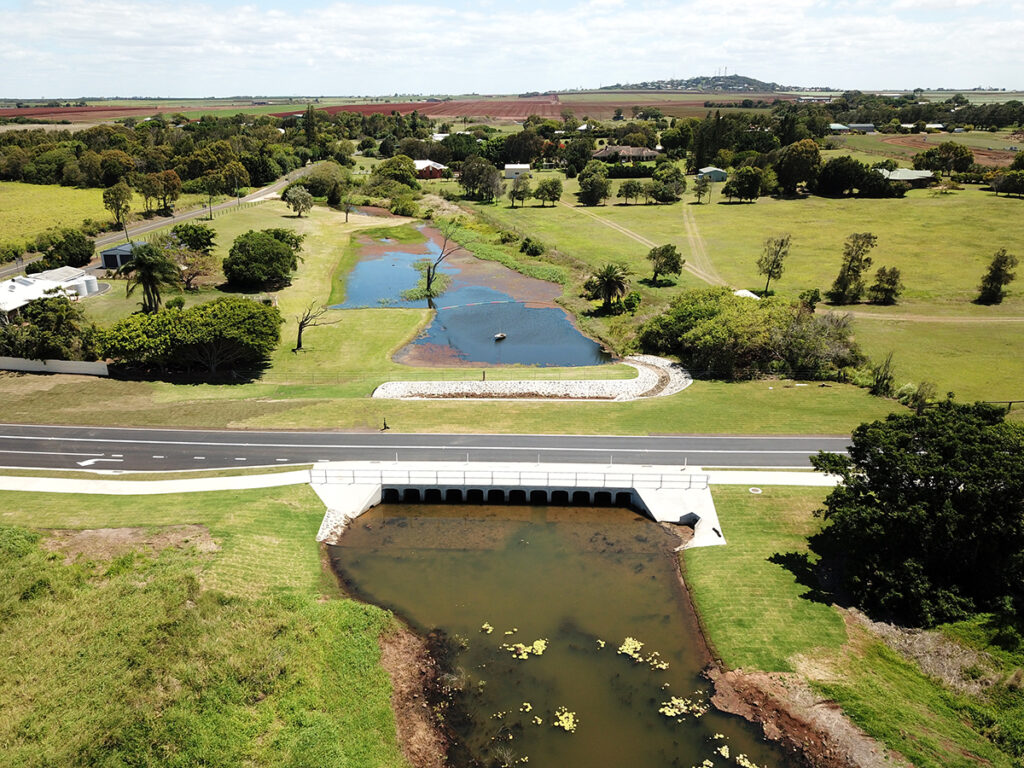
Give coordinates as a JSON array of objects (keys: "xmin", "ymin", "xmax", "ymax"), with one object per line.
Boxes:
[
  {"xmin": 689, "ymin": 485, "xmax": 1020, "ymax": 768},
  {"xmin": 0, "ymin": 487, "xmax": 408, "ymax": 768},
  {"xmin": 853, "ymin": 317, "xmax": 1024, "ymax": 402},
  {"xmin": 684, "ymin": 486, "xmax": 846, "ymax": 671}
]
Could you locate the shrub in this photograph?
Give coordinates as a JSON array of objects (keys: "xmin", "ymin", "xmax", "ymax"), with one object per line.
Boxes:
[
  {"xmin": 222, "ymin": 230, "xmax": 299, "ymax": 290},
  {"xmin": 519, "ymin": 237, "xmax": 545, "ymax": 256}
]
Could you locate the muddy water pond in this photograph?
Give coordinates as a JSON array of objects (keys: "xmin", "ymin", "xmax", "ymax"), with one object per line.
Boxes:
[
  {"xmin": 335, "ymin": 228, "xmax": 610, "ymax": 367},
  {"xmin": 329, "ymin": 504, "xmax": 794, "ymax": 768}
]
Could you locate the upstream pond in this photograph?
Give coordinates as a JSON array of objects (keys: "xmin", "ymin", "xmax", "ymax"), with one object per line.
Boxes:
[
  {"xmin": 335, "ymin": 227, "xmax": 610, "ymax": 367},
  {"xmin": 329, "ymin": 503, "xmax": 794, "ymax": 768}
]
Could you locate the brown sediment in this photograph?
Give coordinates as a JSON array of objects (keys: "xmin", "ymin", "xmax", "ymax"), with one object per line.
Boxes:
[{"xmin": 379, "ymin": 625, "xmax": 448, "ymax": 768}]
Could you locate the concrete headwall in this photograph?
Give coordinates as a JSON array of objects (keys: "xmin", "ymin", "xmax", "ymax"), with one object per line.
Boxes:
[{"xmin": 0, "ymin": 356, "xmax": 109, "ymax": 376}]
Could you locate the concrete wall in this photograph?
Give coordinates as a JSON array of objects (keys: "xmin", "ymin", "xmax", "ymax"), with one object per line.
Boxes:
[{"xmin": 0, "ymin": 356, "xmax": 109, "ymax": 376}]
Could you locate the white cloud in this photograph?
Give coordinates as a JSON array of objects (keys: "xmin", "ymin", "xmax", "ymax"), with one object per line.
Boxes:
[{"xmin": 0, "ymin": 0, "xmax": 1020, "ymax": 96}]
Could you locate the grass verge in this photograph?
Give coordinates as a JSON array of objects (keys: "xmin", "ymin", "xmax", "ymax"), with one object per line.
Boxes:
[
  {"xmin": 688, "ymin": 485, "xmax": 1021, "ymax": 767},
  {"xmin": 0, "ymin": 487, "xmax": 408, "ymax": 767}
]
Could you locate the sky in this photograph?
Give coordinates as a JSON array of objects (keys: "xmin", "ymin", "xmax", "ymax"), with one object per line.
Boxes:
[{"xmin": 1, "ymin": 0, "xmax": 1022, "ymax": 97}]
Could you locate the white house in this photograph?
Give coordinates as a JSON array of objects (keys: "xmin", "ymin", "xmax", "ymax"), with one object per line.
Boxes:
[
  {"xmin": 0, "ymin": 268, "xmax": 100, "ymax": 317},
  {"xmin": 504, "ymin": 164, "xmax": 531, "ymax": 180}
]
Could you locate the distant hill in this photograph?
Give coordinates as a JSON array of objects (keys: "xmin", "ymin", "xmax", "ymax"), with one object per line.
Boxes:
[{"xmin": 597, "ymin": 75, "xmax": 793, "ymax": 93}]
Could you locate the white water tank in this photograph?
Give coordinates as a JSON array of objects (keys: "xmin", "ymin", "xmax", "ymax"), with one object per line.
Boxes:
[
  {"xmin": 84, "ymin": 276, "xmax": 99, "ymax": 295},
  {"xmin": 67, "ymin": 279, "xmax": 87, "ymax": 297}
]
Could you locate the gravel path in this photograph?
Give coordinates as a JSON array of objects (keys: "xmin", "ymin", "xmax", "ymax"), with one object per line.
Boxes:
[{"xmin": 372, "ymin": 355, "xmax": 692, "ymax": 402}]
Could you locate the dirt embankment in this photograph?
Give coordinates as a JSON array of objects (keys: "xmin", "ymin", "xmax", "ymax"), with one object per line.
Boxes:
[{"xmin": 378, "ymin": 626, "xmax": 448, "ymax": 768}]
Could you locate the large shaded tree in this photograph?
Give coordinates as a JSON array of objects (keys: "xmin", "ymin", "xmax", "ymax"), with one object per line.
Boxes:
[
  {"xmin": 810, "ymin": 402, "xmax": 1024, "ymax": 626},
  {"xmin": 222, "ymin": 230, "xmax": 298, "ymax": 290}
]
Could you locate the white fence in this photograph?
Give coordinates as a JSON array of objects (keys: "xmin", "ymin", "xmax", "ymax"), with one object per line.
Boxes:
[
  {"xmin": 309, "ymin": 467, "xmax": 708, "ymax": 491},
  {"xmin": 0, "ymin": 356, "xmax": 109, "ymax": 376}
]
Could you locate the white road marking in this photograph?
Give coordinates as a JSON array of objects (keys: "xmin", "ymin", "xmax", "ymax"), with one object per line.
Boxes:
[
  {"xmin": 0, "ymin": 434, "xmax": 842, "ymax": 455},
  {"xmin": 76, "ymin": 458, "xmax": 125, "ymax": 467},
  {"xmin": 0, "ymin": 449, "xmax": 102, "ymax": 457},
  {"xmin": 153, "ymin": 455, "xmax": 164, "ymax": 459},
  {"xmin": 194, "ymin": 456, "xmax": 205, "ymax": 460}
]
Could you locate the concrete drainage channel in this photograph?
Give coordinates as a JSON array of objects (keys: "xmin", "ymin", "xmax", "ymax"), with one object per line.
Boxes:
[{"xmin": 371, "ymin": 355, "xmax": 692, "ymax": 401}]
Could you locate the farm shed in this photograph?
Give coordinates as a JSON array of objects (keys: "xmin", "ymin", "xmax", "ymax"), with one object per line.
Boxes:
[
  {"xmin": 414, "ymin": 160, "xmax": 447, "ymax": 179},
  {"xmin": 697, "ymin": 167, "xmax": 728, "ymax": 182},
  {"xmin": 100, "ymin": 243, "xmax": 139, "ymax": 270},
  {"xmin": 877, "ymin": 168, "xmax": 934, "ymax": 187},
  {"xmin": 829, "ymin": 123, "xmax": 850, "ymax": 133},
  {"xmin": 504, "ymin": 164, "xmax": 531, "ymax": 180},
  {"xmin": 847, "ymin": 123, "xmax": 876, "ymax": 133}
]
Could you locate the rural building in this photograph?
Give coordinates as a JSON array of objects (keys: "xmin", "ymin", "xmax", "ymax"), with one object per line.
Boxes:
[
  {"xmin": 733, "ymin": 289, "xmax": 761, "ymax": 300},
  {"xmin": 414, "ymin": 159, "xmax": 447, "ymax": 179},
  {"xmin": 0, "ymin": 268, "xmax": 100, "ymax": 318},
  {"xmin": 829, "ymin": 123, "xmax": 850, "ymax": 133},
  {"xmin": 847, "ymin": 123, "xmax": 876, "ymax": 133},
  {"xmin": 592, "ymin": 145, "xmax": 660, "ymax": 162},
  {"xmin": 504, "ymin": 164, "xmax": 531, "ymax": 180},
  {"xmin": 100, "ymin": 243, "xmax": 139, "ymax": 270},
  {"xmin": 876, "ymin": 168, "xmax": 934, "ymax": 186},
  {"xmin": 697, "ymin": 167, "xmax": 728, "ymax": 182}
]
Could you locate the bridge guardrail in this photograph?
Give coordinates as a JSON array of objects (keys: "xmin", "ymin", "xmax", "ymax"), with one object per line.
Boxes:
[{"xmin": 309, "ymin": 467, "xmax": 709, "ymax": 491}]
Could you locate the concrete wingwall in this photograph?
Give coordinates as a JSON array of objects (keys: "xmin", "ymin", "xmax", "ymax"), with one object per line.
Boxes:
[{"xmin": 0, "ymin": 356, "xmax": 109, "ymax": 376}]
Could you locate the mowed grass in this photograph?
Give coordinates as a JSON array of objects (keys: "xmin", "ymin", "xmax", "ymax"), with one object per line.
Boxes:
[
  {"xmin": 853, "ymin": 318, "xmax": 1024, "ymax": 402},
  {"xmin": 0, "ymin": 487, "xmax": 408, "ymax": 768},
  {"xmin": 684, "ymin": 486, "xmax": 846, "ymax": 671},
  {"xmin": 690, "ymin": 485, "xmax": 1019, "ymax": 768}
]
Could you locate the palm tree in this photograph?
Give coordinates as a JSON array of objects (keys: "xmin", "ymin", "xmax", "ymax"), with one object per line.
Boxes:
[
  {"xmin": 589, "ymin": 263, "xmax": 631, "ymax": 311},
  {"xmin": 116, "ymin": 243, "xmax": 181, "ymax": 313}
]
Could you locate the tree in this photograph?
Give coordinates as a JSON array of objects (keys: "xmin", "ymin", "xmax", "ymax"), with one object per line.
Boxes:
[
  {"xmin": 617, "ymin": 179, "xmax": 644, "ymax": 205},
  {"xmin": 370, "ymin": 154, "xmax": 419, "ymax": 189},
  {"xmin": 977, "ymin": 248, "xmax": 1019, "ymax": 304},
  {"xmin": 222, "ymin": 160, "xmax": 250, "ymax": 199},
  {"xmin": 757, "ymin": 234, "xmax": 792, "ymax": 294},
  {"xmin": 283, "ymin": 185, "xmax": 314, "ymax": 217},
  {"xmin": 693, "ymin": 175, "xmax": 710, "ymax": 204},
  {"xmin": 774, "ymin": 138, "xmax": 821, "ymax": 195},
  {"xmin": 587, "ymin": 262, "xmax": 631, "ymax": 311},
  {"xmin": 816, "ymin": 155, "xmax": 866, "ymax": 196},
  {"xmin": 826, "ymin": 232, "xmax": 878, "ymax": 304},
  {"xmin": 533, "ymin": 177, "xmax": 563, "ymax": 207},
  {"xmin": 293, "ymin": 301, "xmax": 341, "ymax": 352},
  {"xmin": 200, "ymin": 171, "xmax": 223, "ymax": 218},
  {"xmin": 420, "ymin": 218, "xmax": 461, "ymax": 296},
  {"xmin": 171, "ymin": 222, "xmax": 216, "ymax": 255},
  {"xmin": 650, "ymin": 162, "xmax": 687, "ymax": 202},
  {"xmin": 809, "ymin": 401, "xmax": 1024, "ymax": 626},
  {"xmin": 102, "ymin": 181, "xmax": 133, "ymax": 236},
  {"xmin": 722, "ymin": 166, "xmax": 761, "ymax": 202},
  {"xmin": 157, "ymin": 170, "xmax": 182, "ymax": 211},
  {"xmin": 576, "ymin": 161, "xmax": 612, "ymax": 206},
  {"xmin": 0, "ymin": 295, "xmax": 98, "ymax": 361},
  {"xmin": 115, "ymin": 242, "xmax": 182, "ymax": 314},
  {"xmin": 867, "ymin": 266, "xmax": 904, "ymax": 305},
  {"xmin": 508, "ymin": 172, "xmax": 532, "ymax": 208},
  {"xmin": 222, "ymin": 230, "xmax": 297, "ymax": 290},
  {"xmin": 459, "ymin": 157, "xmax": 502, "ymax": 201},
  {"xmin": 156, "ymin": 229, "xmax": 215, "ymax": 292},
  {"xmin": 102, "ymin": 297, "xmax": 282, "ymax": 375},
  {"xmin": 646, "ymin": 244, "xmax": 684, "ymax": 284},
  {"xmin": 913, "ymin": 141, "xmax": 974, "ymax": 176}
]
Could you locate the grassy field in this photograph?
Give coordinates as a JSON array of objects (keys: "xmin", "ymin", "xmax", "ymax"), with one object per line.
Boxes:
[
  {"xmin": 469, "ymin": 172, "xmax": 1023, "ymax": 407},
  {"xmin": 0, "ymin": 195, "xmax": 900, "ymax": 433},
  {"xmin": 688, "ymin": 485, "xmax": 1021, "ymax": 768},
  {"xmin": 0, "ymin": 181, "xmax": 209, "ymax": 247},
  {"xmin": 0, "ymin": 487, "xmax": 408, "ymax": 767}
]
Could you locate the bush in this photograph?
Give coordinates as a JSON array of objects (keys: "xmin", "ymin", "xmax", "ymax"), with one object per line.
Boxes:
[
  {"xmin": 222, "ymin": 230, "xmax": 299, "ymax": 290},
  {"xmin": 519, "ymin": 237, "xmax": 545, "ymax": 256},
  {"xmin": 389, "ymin": 197, "xmax": 419, "ymax": 217},
  {"xmin": 638, "ymin": 286, "xmax": 862, "ymax": 379}
]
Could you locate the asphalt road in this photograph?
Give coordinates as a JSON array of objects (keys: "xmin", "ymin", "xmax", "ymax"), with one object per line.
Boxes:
[{"xmin": 0, "ymin": 424, "xmax": 850, "ymax": 471}]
